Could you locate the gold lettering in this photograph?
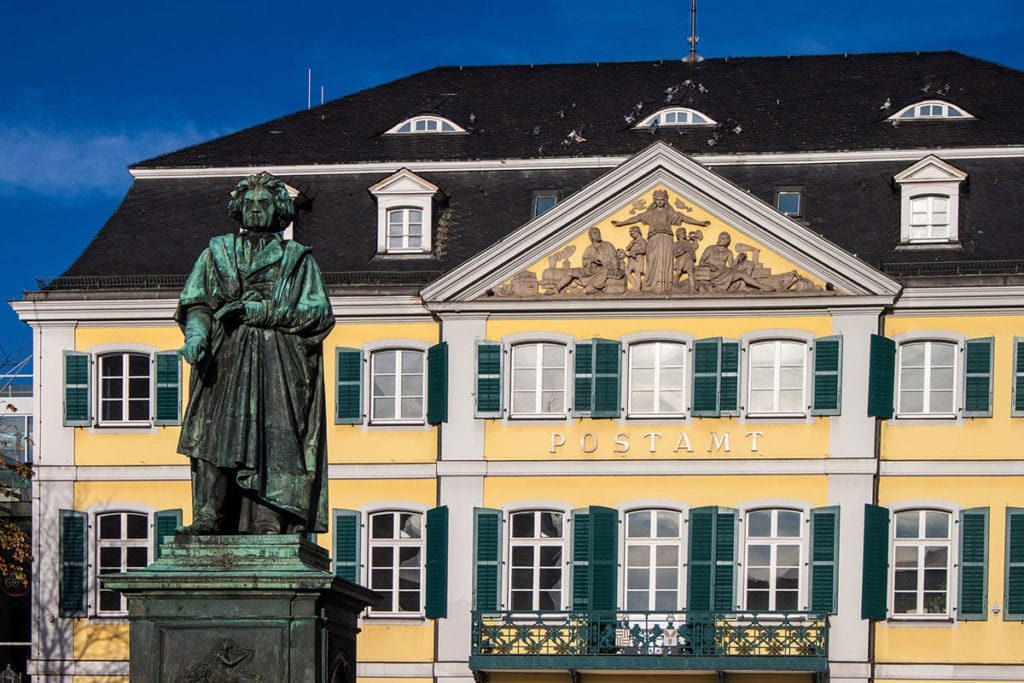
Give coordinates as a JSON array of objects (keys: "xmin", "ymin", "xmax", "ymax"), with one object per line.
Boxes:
[
  {"xmin": 707, "ymin": 432, "xmax": 731, "ymax": 453},
  {"xmin": 550, "ymin": 433, "xmax": 566, "ymax": 454},
  {"xmin": 613, "ymin": 432, "xmax": 630, "ymax": 453},
  {"xmin": 745, "ymin": 431, "xmax": 764, "ymax": 453},
  {"xmin": 643, "ymin": 432, "xmax": 662, "ymax": 453},
  {"xmin": 580, "ymin": 432, "xmax": 599, "ymax": 454},
  {"xmin": 673, "ymin": 433, "xmax": 693, "ymax": 453}
]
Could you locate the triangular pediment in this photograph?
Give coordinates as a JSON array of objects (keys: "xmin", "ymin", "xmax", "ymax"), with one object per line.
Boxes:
[
  {"xmin": 422, "ymin": 143, "xmax": 899, "ymax": 303},
  {"xmin": 893, "ymin": 155, "xmax": 967, "ymax": 184},
  {"xmin": 369, "ymin": 168, "xmax": 439, "ymax": 196}
]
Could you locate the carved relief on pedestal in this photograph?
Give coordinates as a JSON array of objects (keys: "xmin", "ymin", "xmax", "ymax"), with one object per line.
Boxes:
[{"xmin": 493, "ymin": 188, "xmax": 825, "ymax": 298}]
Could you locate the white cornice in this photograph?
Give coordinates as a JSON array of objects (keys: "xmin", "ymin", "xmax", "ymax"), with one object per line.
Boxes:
[
  {"xmin": 127, "ymin": 146, "xmax": 1024, "ymax": 179},
  {"xmin": 893, "ymin": 286, "xmax": 1024, "ymax": 311},
  {"xmin": 880, "ymin": 460, "xmax": 1024, "ymax": 476}
]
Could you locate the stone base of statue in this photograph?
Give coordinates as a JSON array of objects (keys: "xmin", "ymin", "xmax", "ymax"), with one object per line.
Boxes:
[{"xmin": 103, "ymin": 534, "xmax": 380, "ymax": 683}]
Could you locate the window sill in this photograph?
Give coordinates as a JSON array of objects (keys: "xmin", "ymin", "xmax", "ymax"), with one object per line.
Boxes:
[
  {"xmin": 372, "ymin": 252, "xmax": 435, "ymax": 260},
  {"xmin": 894, "ymin": 242, "xmax": 963, "ymax": 251},
  {"xmin": 885, "ymin": 616, "xmax": 955, "ymax": 627},
  {"xmin": 89, "ymin": 424, "xmax": 158, "ymax": 434},
  {"xmin": 362, "ymin": 613, "xmax": 428, "ymax": 625}
]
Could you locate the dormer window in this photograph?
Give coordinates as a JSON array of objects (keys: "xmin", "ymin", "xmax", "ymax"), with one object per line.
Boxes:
[
  {"xmin": 894, "ymin": 156, "xmax": 967, "ymax": 245},
  {"xmin": 385, "ymin": 115, "xmax": 465, "ymax": 135},
  {"xmin": 636, "ymin": 107, "xmax": 716, "ymax": 129},
  {"xmin": 889, "ymin": 100, "xmax": 973, "ymax": 121},
  {"xmin": 369, "ymin": 169, "xmax": 439, "ymax": 254}
]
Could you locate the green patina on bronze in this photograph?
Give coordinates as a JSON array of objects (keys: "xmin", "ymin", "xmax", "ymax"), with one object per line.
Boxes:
[{"xmin": 176, "ymin": 172, "xmax": 333, "ymax": 534}]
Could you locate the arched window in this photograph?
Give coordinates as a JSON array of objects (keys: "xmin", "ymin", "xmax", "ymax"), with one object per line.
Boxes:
[{"xmin": 636, "ymin": 107, "xmax": 716, "ymax": 129}]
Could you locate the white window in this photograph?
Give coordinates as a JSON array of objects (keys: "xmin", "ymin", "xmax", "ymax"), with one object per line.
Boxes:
[
  {"xmin": 744, "ymin": 509, "xmax": 803, "ymax": 611},
  {"xmin": 890, "ymin": 100, "xmax": 973, "ymax": 121},
  {"xmin": 894, "ymin": 156, "xmax": 966, "ymax": 244},
  {"xmin": 370, "ymin": 349, "xmax": 425, "ymax": 424},
  {"xmin": 386, "ymin": 208, "xmax": 424, "ymax": 252},
  {"xmin": 909, "ymin": 195, "xmax": 951, "ymax": 241},
  {"xmin": 892, "ymin": 509, "xmax": 951, "ymax": 617},
  {"xmin": 0, "ymin": 414, "xmax": 33, "ymax": 463},
  {"xmin": 509, "ymin": 510, "xmax": 565, "ymax": 610},
  {"xmin": 624, "ymin": 509, "xmax": 684, "ymax": 610},
  {"xmin": 775, "ymin": 190, "xmax": 802, "ymax": 217},
  {"xmin": 98, "ymin": 352, "xmax": 151, "ymax": 425},
  {"xmin": 897, "ymin": 341, "xmax": 956, "ymax": 417},
  {"xmin": 628, "ymin": 341, "xmax": 687, "ymax": 417},
  {"xmin": 368, "ymin": 510, "xmax": 424, "ymax": 614},
  {"xmin": 636, "ymin": 107, "xmax": 716, "ymax": 128},
  {"xmin": 369, "ymin": 169, "xmax": 438, "ymax": 254},
  {"xmin": 96, "ymin": 511, "xmax": 150, "ymax": 615},
  {"xmin": 385, "ymin": 115, "xmax": 465, "ymax": 134},
  {"xmin": 747, "ymin": 340, "xmax": 807, "ymax": 416},
  {"xmin": 510, "ymin": 343, "xmax": 567, "ymax": 417}
]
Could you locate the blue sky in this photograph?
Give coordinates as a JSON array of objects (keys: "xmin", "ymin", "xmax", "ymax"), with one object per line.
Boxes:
[{"xmin": 2, "ymin": 0, "xmax": 1023, "ymax": 357}]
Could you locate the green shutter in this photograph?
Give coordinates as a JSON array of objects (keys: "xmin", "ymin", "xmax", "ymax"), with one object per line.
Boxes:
[
  {"xmin": 1013, "ymin": 339, "xmax": 1024, "ymax": 417},
  {"xmin": 474, "ymin": 508, "xmax": 502, "ymax": 610},
  {"xmin": 573, "ymin": 341, "xmax": 594, "ymax": 416},
  {"xmin": 958, "ymin": 507, "xmax": 989, "ymax": 621},
  {"xmin": 153, "ymin": 509, "xmax": 181, "ymax": 560},
  {"xmin": 963, "ymin": 337, "xmax": 993, "ymax": 418},
  {"xmin": 589, "ymin": 506, "xmax": 619, "ymax": 610},
  {"xmin": 425, "ymin": 506, "xmax": 449, "ymax": 618},
  {"xmin": 719, "ymin": 341, "xmax": 740, "ymax": 416},
  {"xmin": 809, "ymin": 506, "xmax": 840, "ymax": 612},
  {"xmin": 867, "ymin": 335, "xmax": 896, "ymax": 419},
  {"xmin": 1004, "ymin": 507, "xmax": 1024, "ymax": 620},
  {"xmin": 687, "ymin": 506, "xmax": 716, "ymax": 610},
  {"xmin": 333, "ymin": 509, "xmax": 361, "ymax": 582},
  {"xmin": 59, "ymin": 509, "xmax": 87, "ymax": 617},
  {"xmin": 692, "ymin": 339, "xmax": 722, "ymax": 417},
  {"xmin": 476, "ymin": 341, "xmax": 502, "ymax": 418},
  {"xmin": 154, "ymin": 351, "xmax": 182, "ymax": 425},
  {"xmin": 427, "ymin": 343, "xmax": 449, "ymax": 425},
  {"xmin": 714, "ymin": 509, "xmax": 737, "ymax": 610},
  {"xmin": 592, "ymin": 340, "xmax": 622, "ymax": 418},
  {"xmin": 64, "ymin": 351, "xmax": 91, "ymax": 427},
  {"xmin": 811, "ymin": 336, "xmax": 843, "ymax": 416},
  {"xmin": 861, "ymin": 504, "xmax": 890, "ymax": 620},
  {"xmin": 335, "ymin": 348, "xmax": 363, "ymax": 425},
  {"xmin": 572, "ymin": 508, "xmax": 591, "ymax": 609}
]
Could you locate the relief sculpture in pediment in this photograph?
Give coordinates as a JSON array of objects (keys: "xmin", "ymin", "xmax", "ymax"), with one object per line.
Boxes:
[{"xmin": 494, "ymin": 189, "xmax": 823, "ymax": 298}]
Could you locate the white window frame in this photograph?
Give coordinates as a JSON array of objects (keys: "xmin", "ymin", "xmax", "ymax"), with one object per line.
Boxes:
[
  {"xmin": 742, "ymin": 332, "xmax": 813, "ymax": 419},
  {"xmin": 894, "ymin": 332, "xmax": 965, "ymax": 420},
  {"xmin": 504, "ymin": 333, "xmax": 573, "ymax": 420},
  {"xmin": 894, "ymin": 156, "xmax": 967, "ymax": 245},
  {"xmin": 908, "ymin": 194, "xmax": 952, "ymax": 241},
  {"xmin": 385, "ymin": 207, "xmax": 425, "ymax": 252},
  {"xmin": 362, "ymin": 339, "xmax": 431, "ymax": 428},
  {"xmin": 623, "ymin": 333, "xmax": 692, "ymax": 419},
  {"xmin": 365, "ymin": 508, "xmax": 426, "ymax": 616},
  {"xmin": 369, "ymin": 169, "xmax": 438, "ymax": 254},
  {"xmin": 384, "ymin": 115, "xmax": 466, "ymax": 135},
  {"xmin": 87, "ymin": 343, "xmax": 160, "ymax": 428},
  {"xmin": 369, "ymin": 348, "xmax": 426, "ymax": 425},
  {"xmin": 86, "ymin": 503, "xmax": 156, "ymax": 618},
  {"xmin": 622, "ymin": 507, "xmax": 686, "ymax": 612},
  {"xmin": 889, "ymin": 99, "xmax": 974, "ymax": 121},
  {"xmin": 96, "ymin": 351, "xmax": 152, "ymax": 426},
  {"xmin": 741, "ymin": 507, "xmax": 806, "ymax": 612},
  {"xmin": 506, "ymin": 506, "xmax": 569, "ymax": 612},
  {"xmin": 889, "ymin": 503, "xmax": 959, "ymax": 620},
  {"xmin": 774, "ymin": 188, "xmax": 803, "ymax": 217},
  {"xmin": 636, "ymin": 107, "xmax": 716, "ymax": 128}
]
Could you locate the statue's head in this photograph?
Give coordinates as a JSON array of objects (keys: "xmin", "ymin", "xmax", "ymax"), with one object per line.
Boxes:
[
  {"xmin": 652, "ymin": 189, "xmax": 669, "ymax": 205},
  {"xmin": 228, "ymin": 172, "xmax": 295, "ymax": 233}
]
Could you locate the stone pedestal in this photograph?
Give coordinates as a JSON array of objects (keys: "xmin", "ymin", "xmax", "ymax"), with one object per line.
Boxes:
[{"xmin": 103, "ymin": 534, "xmax": 380, "ymax": 683}]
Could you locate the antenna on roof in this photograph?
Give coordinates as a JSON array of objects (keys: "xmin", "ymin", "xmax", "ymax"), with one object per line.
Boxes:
[
  {"xmin": 683, "ymin": 0, "xmax": 703, "ymax": 63},
  {"xmin": 307, "ymin": 68, "xmax": 312, "ymax": 110}
]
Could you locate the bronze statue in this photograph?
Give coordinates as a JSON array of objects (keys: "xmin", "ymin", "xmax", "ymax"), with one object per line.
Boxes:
[{"xmin": 176, "ymin": 172, "xmax": 333, "ymax": 534}]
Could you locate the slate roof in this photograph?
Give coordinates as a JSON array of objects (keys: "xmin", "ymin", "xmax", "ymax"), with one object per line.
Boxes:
[{"xmin": 43, "ymin": 51, "xmax": 1024, "ymax": 293}]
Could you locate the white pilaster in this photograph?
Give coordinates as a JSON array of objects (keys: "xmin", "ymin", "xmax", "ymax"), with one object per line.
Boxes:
[
  {"xmin": 828, "ymin": 307, "xmax": 883, "ymax": 458},
  {"xmin": 438, "ymin": 315, "xmax": 487, "ymax": 461}
]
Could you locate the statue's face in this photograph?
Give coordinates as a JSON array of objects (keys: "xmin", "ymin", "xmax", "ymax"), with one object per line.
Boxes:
[
  {"xmin": 242, "ymin": 186, "xmax": 277, "ymax": 231},
  {"xmin": 653, "ymin": 192, "xmax": 667, "ymax": 206}
]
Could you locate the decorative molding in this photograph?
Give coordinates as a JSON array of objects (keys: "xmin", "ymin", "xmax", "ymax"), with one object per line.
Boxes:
[
  {"xmin": 874, "ymin": 663, "xmax": 1024, "ymax": 680},
  {"xmin": 892, "ymin": 286, "xmax": 1024, "ymax": 311},
  {"xmin": 881, "ymin": 460, "xmax": 1024, "ymax": 476}
]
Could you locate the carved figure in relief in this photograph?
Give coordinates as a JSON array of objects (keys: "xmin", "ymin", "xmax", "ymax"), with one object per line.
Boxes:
[
  {"xmin": 698, "ymin": 231, "xmax": 767, "ymax": 292},
  {"xmin": 672, "ymin": 228, "xmax": 703, "ymax": 292},
  {"xmin": 611, "ymin": 189, "xmax": 710, "ymax": 293},
  {"xmin": 624, "ymin": 226, "xmax": 647, "ymax": 290},
  {"xmin": 556, "ymin": 227, "xmax": 625, "ymax": 294},
  {"xmin": 176, "ymin": 639, "xmax": 262, "ymax": 682}
]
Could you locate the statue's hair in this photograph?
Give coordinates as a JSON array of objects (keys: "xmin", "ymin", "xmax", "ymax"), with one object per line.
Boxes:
[{"xmin": 228, "ymin": 171, "xmax": 295, "ymax": 228}]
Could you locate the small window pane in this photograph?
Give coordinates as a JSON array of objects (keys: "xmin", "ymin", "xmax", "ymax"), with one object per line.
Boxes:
[
  {"xmin": 533, "ymin": 195, "xmax": 558, "ymax": 217},
  {"xmin": 776, "ymin": 192, "xmax": 802, "ymax": 216},
  {"xmin": 627, "ymin": 511, "xmax": 651, "ymax": 538},
  {"xmin": 747, "ymin": 510, "xmax": 771, "ymax": 537},
  {"xmin": 512, "ymin": 512, "xmax": 535, "ymax": 538}
]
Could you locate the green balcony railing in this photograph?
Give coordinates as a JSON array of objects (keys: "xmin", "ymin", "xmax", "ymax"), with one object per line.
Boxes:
[{"xmin": 470, "ymin": 610, "xmax": 829, "ymax": 673}]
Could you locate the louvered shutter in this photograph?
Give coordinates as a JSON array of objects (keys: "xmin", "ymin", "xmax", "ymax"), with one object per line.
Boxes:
[
  {"xmin": 333, "ymin": 509, "xmax": 360, "ymax": 582},
  {"xmin": 59, "ymin": 509, "xmax": 88, "ymax": 617},
  {"xmin": 153, "ymin": 509, "xmax": 181, "ymax": 560},
  {"xmin": 687, "ymin": 506, "xmax": 716, "ymax": 610},
  {"xmin": 572, "ymin": 508, "xmax": 590, "ymax": 609},
  {"xmin": 867, "ymin": 335, "xmax": 896, "ymax": 418},
  {"xmin": 963, "ymin": 338, "xmax": 993, "ymax": 418},
  {"xmin": 63, "ymin": 351, "xmax": 91, "ymax": 426},
  {"xmin": 473, "ymin": 508, "xmax": 502, "ymax": 610},
  {"xmin": 861, "ymin": 504, "xmax": 890, "ymax": 619},
  {"xmin": 811, "ymin": 336, "xmax": 842, "ymax": 416},
  {"xmin": 427, "ymin": 342, "xmax": 449, "ymax": 425},
  {"xmin": 592, "ymin": 340, "xmax": 622, "ymax": 418},
  {"xmin": 154, "ymin": 351, "xmax": 182, "ymax": 425},
  {"xmin": 692, "ymin": 339, "xmax": 722, "ymax": 417},
  {"xmin": 425, "ymin": 506, "xmax": 449, "ymax": 618},
  {"xmin": 475, "ymin": 342, "xmax": 502, "ymax": 418},
  {"xmin": 335, "ymin": 348, "xmax": 363, "ymax": 424},
  {"xmin": 573, "ymin": 341, "xmax": 594, "ymax": 416},
  {"xmin": 1004, "ymin": 508, "xmax": 1024, "ymax": 620},
  {"xmin": 1013, "ymin": 339, "xmax": 1024, "ymax": 416},
  {"xmin": 589, "ymin": 506, "xmax": 618, "ymax": 610},
  {"xmin": 714, "ymin": 509, "xmax": 737, "ymax": 610},
  {"xmin": 958, "ymin": 507, "xmax": 988, "ymax": 620},
  {"xmin": 719, "ymin": 341, "xmax": 740, "ymax": 416},
  {"xmin": 809, "ymin": 506, "xmax": 840, "ymax": 612}
]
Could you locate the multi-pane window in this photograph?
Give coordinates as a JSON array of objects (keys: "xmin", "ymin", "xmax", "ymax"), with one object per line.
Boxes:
[
  {"xmin": 370, "ymin": 349, "xmax": 425, "ymax": 423},
  {"xmin": 368, "ymin": 511, "xmax": 424, "ymax": 613},
  {"xmin": 895, "ymin": 101, "xmax": 972, "ymax": 120},
  {"xmin": 638, "ymin": 107, "xmax": 715, "ymax": 128},
  {"xmin": 98, "ymin": 353, "xmax": 151, "ymax": 424},
  {"xmin": 909, "ymin": 195, "xmax": 951, "ymax": 241},
  {"xmin": 510, "ymin": 343, "xmax": 567, "ymax": 417},
  {"xmin": 745, "ymin": 509, "xmax": 802, "ymax": 611},
  {"xmin": 897, "ymin": 341, "xmax": 956, "ymax": 416},
  {"xmin": 892, "ymin": 509, "xmax": 951, "ymax": 616},
  {"xmin": 392, "ymin": 116, "xmax": 461, "ymax": 133},
  {"xmin": 624, "ymin": 509, "xmax": 684, "ymax": 610},
  {"xmin": 0, "ymin": 414, "xmax": 32, "ymax": 462},
  {"xmin": 628, "ymin": 342, "xmax": 686, "ymax": 417},
  {"xmin": 509, "ymin": 510, "xmax": 564, "ymax": 610},
  {"xmin": 96, "ymin": 512, "xmax": 149, "ymax": 614},
  {"xmin": 747, "ymin": 341, "xmax": 806, "ymax": 415},
  {"xmin": 386, "ymin": 208, "xmax": 424, "ymax": 251}
]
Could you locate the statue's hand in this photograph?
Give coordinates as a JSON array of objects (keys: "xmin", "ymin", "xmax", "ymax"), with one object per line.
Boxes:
[{"xmin": 182, "ymin": 336, "xmax": 209, "ymax": 365}]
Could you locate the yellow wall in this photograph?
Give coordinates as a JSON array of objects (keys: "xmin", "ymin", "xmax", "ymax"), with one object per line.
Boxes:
[
  {"xmin": 75, "ymin": 480, "xmax": 192, "ymax": 517},
  {"xmin": 73, "ymin": 677, "xmax": 127, "ymax": 683},
  {"xmin": 358, "ymin": 621, "xmax": 435, "ymax": 662},
  {"xmin": 73, "ymin": 622, "xmax": 128, "ymax": 661}
]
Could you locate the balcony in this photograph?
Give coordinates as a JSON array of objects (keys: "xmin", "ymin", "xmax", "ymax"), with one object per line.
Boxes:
[{"xmin": 470, "ymin": 610, "xmax": 828, "ymax": 675}]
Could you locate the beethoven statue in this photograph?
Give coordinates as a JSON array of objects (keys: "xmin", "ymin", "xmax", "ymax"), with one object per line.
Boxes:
[{"xmin": 176, "ymin": 172, "xmax": 333, "ymax": 534}]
